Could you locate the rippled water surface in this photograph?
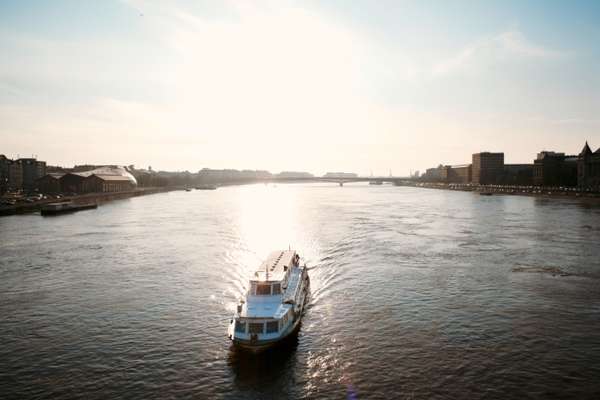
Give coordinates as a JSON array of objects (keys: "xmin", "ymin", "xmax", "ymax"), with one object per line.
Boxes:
[{"xmin": 2, "ymin": 184, "xmax": 600, "ymax": 399}]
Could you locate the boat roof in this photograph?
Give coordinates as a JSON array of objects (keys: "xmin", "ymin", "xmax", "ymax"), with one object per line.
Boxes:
[
  {"xmin": 252, "ymin": 250, "xmax": 296, "ymax": 282},
  {"xmin": 243, "ymin": 297, "xmax": 292, "ymax": 318}
]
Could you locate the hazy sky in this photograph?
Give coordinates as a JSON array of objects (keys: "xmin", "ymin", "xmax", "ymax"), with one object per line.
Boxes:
[{"xmin": 1, "ymin": 0, "xmax": 599, "ymax": 175}]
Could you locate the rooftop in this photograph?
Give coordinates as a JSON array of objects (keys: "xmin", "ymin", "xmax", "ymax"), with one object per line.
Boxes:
[
  {"xmin": 448, "ymin": 164, "xmax": 471, "ymax": 169},
  {"xmin": 580, "ymin": 141, "xmax": 593, "ymax": 156},
  {"xmin": 253, "ymin": 250, "xmax": 296, "ymax": 282},
  {"xmin": 42, "ymin": 173, "xmax": 65, "ymax": 180},
  {"xmin": 537, "ymin": 151, "xmax": 566, "ymax": 159},
  {"xmin": 90, "ymin": 174, "xmax": 134, "ymax": 182},
  {"xmin": 71, "ymin": 166, "xmax": 137, "ymax": 184},
  {"xmin": 243, "ymin": 297, "xmax": 292, "ymax": 318}
]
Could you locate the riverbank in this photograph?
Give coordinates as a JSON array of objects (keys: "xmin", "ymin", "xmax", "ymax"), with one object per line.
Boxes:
[
  {"xmin": 0, "ymin": 187, "xmax": 182, "ymax": 217},
  {"xmin": 395, "ymin": 181, "xmax": 600, "ymax": 202}
]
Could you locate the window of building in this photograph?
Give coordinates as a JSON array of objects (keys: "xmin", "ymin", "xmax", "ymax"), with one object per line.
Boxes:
[
  {"xmin": 266, "ymin": 321, "xmax": 279, "ymax": 333},
  {"xmin": 235, "ymin": 321, "xmax": 246, "ymax": 333},
  {"xmin": 249, "ymin": 323, "xmax": 264, "ymax": 334},
  {"xmin": 256, "ymin": 284, "xmax": 271, "ymax": 295},
  {"xmin": 272, "ymin": 283, "xmax": 281, "ymax": 295}
]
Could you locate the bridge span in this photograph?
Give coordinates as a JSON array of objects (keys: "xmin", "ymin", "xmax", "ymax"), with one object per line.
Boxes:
[
  {"xmin": 196, "ymin": 176, "xmax": 412, "ymax": 188},
  {"xmin": 266, "ymin": 176, "xmax": 410, "ymax": 186}
]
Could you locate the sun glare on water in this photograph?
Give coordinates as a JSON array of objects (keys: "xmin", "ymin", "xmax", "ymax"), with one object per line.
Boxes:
[{"xmin": 234, "ymin": 184, "xmax": 301, "ymax": 273}]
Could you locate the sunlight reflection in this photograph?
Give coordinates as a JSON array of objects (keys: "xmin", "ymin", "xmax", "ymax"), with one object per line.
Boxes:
[{"xmin": 236, "ymin": 184, "xmax": 300, "ymax": 270}]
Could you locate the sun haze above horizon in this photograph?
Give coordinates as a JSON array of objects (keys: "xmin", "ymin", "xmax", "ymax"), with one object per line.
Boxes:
[{"xmin": 1, "ymin": 0, "xmax": 599, "ymax": 175}]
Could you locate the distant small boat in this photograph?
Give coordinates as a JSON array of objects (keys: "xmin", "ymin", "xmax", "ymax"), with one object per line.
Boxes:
[
  {"xmin": 185, "ymin": 188, "xmax": 192, "ymax": 192},
  {"xmin": 369, "ymin": 180, "xmax": 383, "ymax": 185},
  {"xmin": 479, "ymin": 191, "xmax": 493, "ymax": 196},
  {"xmin": 41, "ymin": 202, "xmax": 97, "ymax": 216},
  {"xmin": 195, "ymin": 184, "xmax": 217, "ymax": 190}
]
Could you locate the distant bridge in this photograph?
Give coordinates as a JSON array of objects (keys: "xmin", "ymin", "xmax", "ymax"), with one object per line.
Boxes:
[
  {"xmin": 197, "ymin": 176, "xmax": 413, "ymax": 187},
  {"xmin": 267, "ymin": 176, "xmax": 411, "ymax": 186}
]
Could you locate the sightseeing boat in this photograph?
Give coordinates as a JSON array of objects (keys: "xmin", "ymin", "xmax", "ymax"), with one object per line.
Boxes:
[{"xmin": 228, "ymin": 250, "xmax": 310, "ymax": 352}]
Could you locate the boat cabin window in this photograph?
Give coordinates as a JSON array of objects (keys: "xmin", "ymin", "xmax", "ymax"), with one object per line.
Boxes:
[
  {"xmin": 272, "ymin": 283, "xmax": 281, "ymax": 295},
  {"xmin": 256, "ymin": 284, "xmax": 271, "ymax": 295},
  {"xmin": 235, "ymin": 321, "xmax": 246, "ymax": 333},
  {"xmin": 249, "ymin": 322, "xmax": 264, "ymax": 334},
  {"xmin": 266, "ymin": 321, "xmax": 279, "ymax": 333}
]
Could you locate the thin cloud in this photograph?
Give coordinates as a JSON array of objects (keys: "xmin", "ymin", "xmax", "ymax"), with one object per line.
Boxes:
[
  {"xmin": 496, "ymin": 30, "xmax": 565, "ymax": 58},
  {"xmin": 432, "ymin": 29, "xmax": 567, "ymax": 77},
  {"xmin": 553, "ymin": 118, "xmax": 600, "ymax": 125}
]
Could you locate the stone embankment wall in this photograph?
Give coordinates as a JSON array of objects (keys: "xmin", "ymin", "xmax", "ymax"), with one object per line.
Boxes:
[
  {"xmin": 0, "ymin": 187, "xmax": 181, "ymax": 217},
  {"xmin": 395, "ymin": 181, "xmax": 600, "ymax": 199}
]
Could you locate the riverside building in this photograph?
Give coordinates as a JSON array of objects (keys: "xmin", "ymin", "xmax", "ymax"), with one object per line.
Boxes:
[
  {"xmin": 578, "ymin": 142, "xmax": 600, "ymax": 190},
  {"xmin": 35, "ymin": 173, "xmax": 65, "ymax": 194},
  {"xmin": 36, "ymin": 166, "xmax": 137, "ymax": 194},
  {"xmin": 0, "ymin": 155, "xmax": 46, "ymax": 193},
  {"xmin": 502, "ymin": 164, "xmax": 534, "ymax": 185},
  {"xmin": 533, "ymin": 151, "xmax": 578, "ymax": 187},
  {"xmin": 472, "ymin": 152, "xmax": 504, "ymax": 185},
  {"xmin": 440, "ymin": 165, "xmax": 472, "ymax": 183},
  {"xmin": 0, "ymin": 155, "xmax": 7, "ymax": 194}
]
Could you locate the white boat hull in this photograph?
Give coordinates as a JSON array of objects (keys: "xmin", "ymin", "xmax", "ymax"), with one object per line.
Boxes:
[
  {"xmin": 228, "ymin": 250, "xmax": 310, "ymax": 353},
  {"xmin": 230, "ymin": 280, "xmax": 309, "ymax": 353},
  {"xmin": 231, "ymin": 315, "xmax": 303, "ymax": 353}
]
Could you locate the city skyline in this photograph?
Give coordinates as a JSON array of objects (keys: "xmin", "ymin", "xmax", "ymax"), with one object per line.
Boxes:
[{"xmin": 1, "ymin": 0, "xmax": 599, "ymax": 175}]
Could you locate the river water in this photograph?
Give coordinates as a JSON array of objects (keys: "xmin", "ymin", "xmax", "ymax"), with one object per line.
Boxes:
[{"xmin": 1, "ymin": 183, "xmax": 600, "ymax": 399}]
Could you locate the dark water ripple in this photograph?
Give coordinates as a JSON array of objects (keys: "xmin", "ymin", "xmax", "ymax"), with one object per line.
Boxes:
[{"xmin": 1, "ymin": 184, "xmax": 600, "ymax": 399}]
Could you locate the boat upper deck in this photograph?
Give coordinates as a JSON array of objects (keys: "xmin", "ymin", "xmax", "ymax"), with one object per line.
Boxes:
[
  {"xmin": 243, "ymin": 296, "xmax": 292, "ymax": 318},
  {"xmin": 253, "ymin": 250, "xmax": 297, "ymax": 282}
]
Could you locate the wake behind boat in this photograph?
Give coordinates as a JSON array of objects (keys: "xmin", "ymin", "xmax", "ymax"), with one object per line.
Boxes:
[{"xmin": 228, "ymin": 250, "xmax": 310, "ymax": 352}]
